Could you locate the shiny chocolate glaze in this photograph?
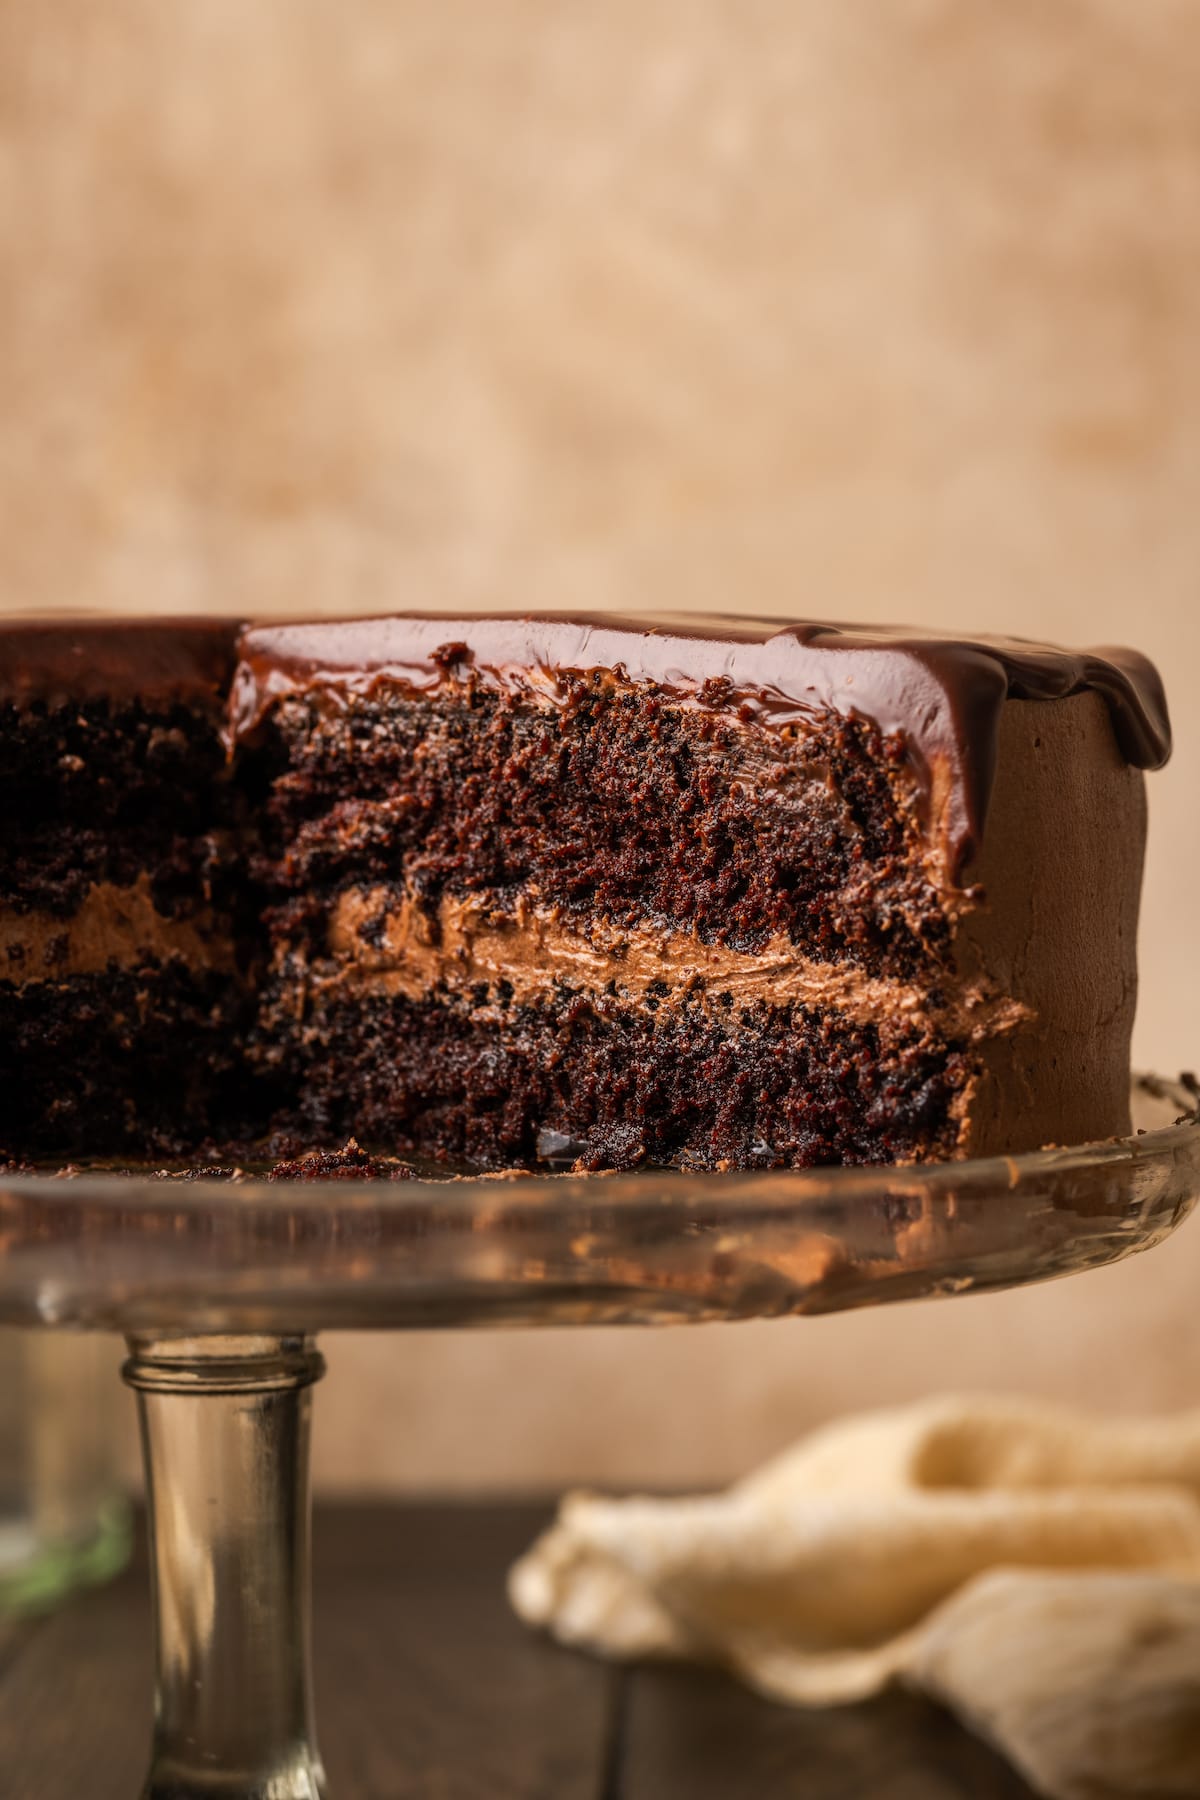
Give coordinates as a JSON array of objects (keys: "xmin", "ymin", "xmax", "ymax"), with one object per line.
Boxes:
[
  {"xmin": 0, "ymin": 618, "xmax": 239, "ymax": 710},
  {"xmin": 231, "ymin": 613, "xmax": 1171, "ymax": 876}
]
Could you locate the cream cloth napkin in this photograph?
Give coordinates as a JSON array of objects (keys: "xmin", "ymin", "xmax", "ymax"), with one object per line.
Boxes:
[{"xmin": 509, "ymin": 1396, "xmax": 1200, "ymax": 1798}]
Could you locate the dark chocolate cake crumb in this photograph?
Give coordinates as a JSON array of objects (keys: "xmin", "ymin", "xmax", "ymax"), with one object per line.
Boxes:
[{"xmin": 266, "ymin": 1139, "xmax": 417, "ymax": 1182}]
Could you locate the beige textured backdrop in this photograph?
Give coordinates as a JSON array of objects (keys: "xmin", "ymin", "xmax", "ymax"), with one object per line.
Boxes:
[{"xmin": 3, "ymin": 0, "xmax": 1198, "ymax": 1490}]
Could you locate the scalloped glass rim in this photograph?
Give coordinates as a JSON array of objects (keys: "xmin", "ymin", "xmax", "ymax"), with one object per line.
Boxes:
[{"xmin": 0, "ymin": 1074, "xmax": 1196, "ymax": 1333}]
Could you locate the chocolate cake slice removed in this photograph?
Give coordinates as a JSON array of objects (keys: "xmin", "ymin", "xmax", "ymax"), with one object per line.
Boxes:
[
  {"xmin": 0, "ymin": 620, "xmax": 244, "ymax": 1156},
  {"xmin": 232, "ymin": 615, "xmax": 1170, "ymax": 1171}
]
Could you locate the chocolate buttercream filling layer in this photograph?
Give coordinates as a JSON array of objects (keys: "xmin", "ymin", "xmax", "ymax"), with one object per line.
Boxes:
[
  {"xmin": 305, "ymin": 887, "xmax": 1030, "ymax": 1043},
  {"xmin": 0, "ymin": 876, "xmax": 231, "ymax": 986},
  {"xmin": 232, "ymin": 613, "xmax": 1171, "ymax": 880}
]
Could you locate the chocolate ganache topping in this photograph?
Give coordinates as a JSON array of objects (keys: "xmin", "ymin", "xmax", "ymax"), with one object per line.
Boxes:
[
  {"xmin": 0, "ymin": 618, "xmax": 238, "ymax": 710},
  {"xmin": 231, "ymin": 613, "xmax": 1171, "ymax": 878}
]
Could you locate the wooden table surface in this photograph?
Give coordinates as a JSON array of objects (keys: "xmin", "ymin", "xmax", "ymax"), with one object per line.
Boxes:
[{"xmin": 2, "ymin": 1505, "xmax": 1036, "ymax": 1799}]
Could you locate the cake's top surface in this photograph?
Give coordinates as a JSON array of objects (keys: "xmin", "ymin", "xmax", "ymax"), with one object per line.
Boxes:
[
  {"xmin": 0, "ymin": 617, "xmax": 239, "ymax": 710},
  {"xmin": 232, "ymin": 612, "xmax": 1171, "ymax": 875}
]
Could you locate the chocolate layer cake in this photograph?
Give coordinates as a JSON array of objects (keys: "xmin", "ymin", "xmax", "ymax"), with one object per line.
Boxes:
[
  {"xmin": 0, "ymin": 613, "xmax": 1171, "ymax": 1170},
  {"xmin": 0, "ymin": 621, "xmax": 243, "ymax": 1156},
  {"xmin": 231, "ymin": 615, "xmax": 1170, "ymax": 1171}
]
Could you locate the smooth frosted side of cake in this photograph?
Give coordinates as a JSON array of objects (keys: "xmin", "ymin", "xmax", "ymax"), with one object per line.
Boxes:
[{"xmin": 953, "ymin": 691, "xmax": 1146, "ymax": 1157}]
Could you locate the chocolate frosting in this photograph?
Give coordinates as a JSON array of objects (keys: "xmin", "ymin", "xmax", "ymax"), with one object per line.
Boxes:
[
  {"xmin": 0, "ymin": 618, "xmax": 239, "ymax": 710},
  {"xmin": 231, "ymin": 613, "xmax": 1171, "ymax": 876}
]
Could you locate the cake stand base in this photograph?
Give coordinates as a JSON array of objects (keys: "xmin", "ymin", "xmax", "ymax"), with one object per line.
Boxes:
[{"xmin": 123, "ymin": 1335, "xmax": 326, "ymax": 1800}]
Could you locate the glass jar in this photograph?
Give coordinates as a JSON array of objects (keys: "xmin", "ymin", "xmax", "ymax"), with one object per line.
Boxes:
[{"xmin": 0, "ymin": 1329, "xmax": 132, "ymax": 1614}]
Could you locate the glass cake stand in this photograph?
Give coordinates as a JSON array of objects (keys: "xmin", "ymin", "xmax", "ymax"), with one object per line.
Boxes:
[{"xmin": 1, "ymin": 1074, "xmax": 1197, "ymax": 1800}]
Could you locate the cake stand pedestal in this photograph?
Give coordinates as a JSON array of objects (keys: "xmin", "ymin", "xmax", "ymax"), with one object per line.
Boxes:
[
  {"xmin": 124, "ymin": 1335, "xmax": 326, "ymax": 1800},
  {"xmin": 2, "ymin": 1076, "xmax": 1197, "ymax": 1800}
]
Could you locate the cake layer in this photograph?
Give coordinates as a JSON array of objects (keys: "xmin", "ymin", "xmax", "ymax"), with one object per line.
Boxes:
[
  {"xmin": 0, "ymin": 963, "xmax": 244, "ymax": 1158},
  {"xmin": 256, "ymin": 983, "xmax": 971, "ymax": 1170},
  {"xmin": 0, "ymin": 696, "xmax": 232, "ymax": 918},
  {"xmin": 233, "ymin": 614, "xmax": 1170, "ymax": 881},
  {"xmin": 0, "ymin": 621, "xmax": 238, "ymax": 923},
  {"xmin": 247, "ymin": 683, "xmax": 948, "ymax": 978}
]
